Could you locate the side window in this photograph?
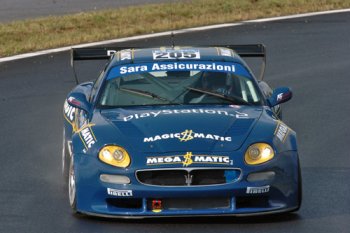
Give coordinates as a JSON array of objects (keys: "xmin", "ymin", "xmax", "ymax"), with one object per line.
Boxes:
[
  {"xmin": 258, "ymin": 81, "xmax": 273, "ymax": 98},
  {"xmin": 90, "ymin": 70, "xmax": 105, "ymax": 103}
]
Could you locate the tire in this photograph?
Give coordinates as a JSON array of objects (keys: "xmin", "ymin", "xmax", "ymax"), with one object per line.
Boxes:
[
  {"xmin": 292, "ymin": 159, "xmax": 302, "ymax": 212},
  {"xmin": 68, "ymin": 156, "xmax": 78, "ymax": 214},
  {"xmin": 62, "ymin": 128, "xmax": 70, "ymax": 182},
  {"xmin": 297, "ymin": 161, "xmax": 303, "ymax": 209}
]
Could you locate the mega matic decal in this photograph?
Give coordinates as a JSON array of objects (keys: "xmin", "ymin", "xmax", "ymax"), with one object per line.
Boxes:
[
  {"xmin": 63, "ymin": 99, "xmax": 97, "ymax": 151},
  {"xmin": 123, "ymin": 108, "xmax": 249, "ymax": 121},
  {"xmin": 274, "ymin": 121, "xmax": 290, "ymax": 142},
  {"xmin": 77, "ymin": 124, "xmax": 96, "ymax": 150},
  {"xmin": 107, "ymin": 61, "xmax": 250, "ymax": 79},
  {"xmin": 64, "ymin": 100, "xmax": 76, "ymax": 124},
  {"xmin": 146, "ymin": 152, "xmax": 231, "ymax": 166},
  {"xmin": 144, "ymin": 129, "xmax": 231, "ymax": 143}
]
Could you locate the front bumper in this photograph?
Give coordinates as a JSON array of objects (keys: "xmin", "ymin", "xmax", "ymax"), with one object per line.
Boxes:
[{"xmin": 73, "ymin": 151, "xmax": 300, "ymax": 217}]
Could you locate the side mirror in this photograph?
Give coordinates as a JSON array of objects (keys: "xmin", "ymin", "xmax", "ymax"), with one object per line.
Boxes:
[
  {"xmin": 267, "ymin": 87, "xmax": 292, "ymax": 107},
  {"xmin": 67, "ymin": 92, "xmax": 92, "ymax": 114}
]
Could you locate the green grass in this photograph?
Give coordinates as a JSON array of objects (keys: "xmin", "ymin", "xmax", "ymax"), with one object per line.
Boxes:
[{"xmin": 1, "ymin": 0, "xmax": 349, "ymax": 57}]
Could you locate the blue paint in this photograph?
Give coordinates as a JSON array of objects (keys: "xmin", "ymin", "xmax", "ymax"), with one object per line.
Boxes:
[{"xmin": 63, "ymin": 47, "xmax": 300, "ymax": 217}]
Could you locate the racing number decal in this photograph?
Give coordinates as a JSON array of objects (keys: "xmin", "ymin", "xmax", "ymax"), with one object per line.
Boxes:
[{"xmin": 153, "ymin": 49, "xmax": 200, "ymax": 60}]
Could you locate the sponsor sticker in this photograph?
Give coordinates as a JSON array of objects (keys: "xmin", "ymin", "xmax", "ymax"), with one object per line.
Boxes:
[
  {"xmin": 63, "ymin": 99, "xmax": 80, "ymax": 133},
  {"xmin": 146, "ymin": 152, "xmax": 231, "ymax": 166},
  {"xmin": 246, "ymin": 185, "xmax": 270, "ymax": 194},
  {"xmin": 64, "ymin": 99, "xmax": 97, "ymax": 152},
  {"xmin": 123, "ymin": 108, "xmax": 248, "ymax": 121},
  {"xmin": 106, "ymin": 61, "xmax": 253, "ymax": 80},
  {"xmin": 144, "ymin": 129, "xmax": 232, "ymax": 143},
  {"xmin": 151, "ymin": 200, "xmax": 163, "ymax": 213},
  {"xmin": 107, "ymin": 61, "xmax": 251, "ymax": 80},
  {"xmin": 120, "ymin": 50, "xmax": 132, "ymax": 60},
  {"xmin": 107, "ymin": 188, "xmax": 133, "ymax": 197},
  {"xmin": 63, "ymin": 100, "xmax": 76, "ymax": 122},
  {"xmin": 117, "ymin": 62, "xmax": 236, "ymax": 75},
  {"xmin": 78, "ymin": 125, "xmax": 96, "ymax": 150},
  {"xmin": 219, "ymin": 48, "xmax": 233, "ymax": 57},
  {"xmin": 274, "ymin": 121, "xmax": 289, "ymax": 142}
]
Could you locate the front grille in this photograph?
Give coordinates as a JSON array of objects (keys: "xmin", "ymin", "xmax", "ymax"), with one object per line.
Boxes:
[
  {"xmin": 147, "ymin": 197, "xmax": 230, "ymax": 210},
  {"xmin": 136, "ymin": 168, "xmax": 241, "ymax": 186}
]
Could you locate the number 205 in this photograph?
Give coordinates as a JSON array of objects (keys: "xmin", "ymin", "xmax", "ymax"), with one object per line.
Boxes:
[{"xmin": 153, "ymin": 50, "xmax": 200, "ymax": 59}]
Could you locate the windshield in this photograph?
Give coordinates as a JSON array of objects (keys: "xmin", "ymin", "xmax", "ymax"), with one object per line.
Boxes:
[{"xmin": 98, "ymin": 62, "xmax": 263, "ymax": 107}]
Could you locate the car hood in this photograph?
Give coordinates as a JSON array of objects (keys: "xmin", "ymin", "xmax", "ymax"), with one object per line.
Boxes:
[{"xmin": 98, "ymin": 105, "xmax": 263, "ymax": 153}]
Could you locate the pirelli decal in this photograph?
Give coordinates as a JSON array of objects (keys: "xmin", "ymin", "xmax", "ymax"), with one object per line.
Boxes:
[{"xmin": 246, "ymin": 185, "xmax": 270, "ymax": 194}]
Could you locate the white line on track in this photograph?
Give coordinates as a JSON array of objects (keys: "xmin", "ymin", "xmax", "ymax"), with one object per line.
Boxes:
[{"xmin": 1, "ymin": 8, "xmax": 350, "ymax": 63}]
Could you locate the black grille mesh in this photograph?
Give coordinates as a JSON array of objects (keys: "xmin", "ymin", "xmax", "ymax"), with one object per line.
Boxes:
[{"xmin": 136, "ymin": 169, "xmax": 240, "ymax": 186}]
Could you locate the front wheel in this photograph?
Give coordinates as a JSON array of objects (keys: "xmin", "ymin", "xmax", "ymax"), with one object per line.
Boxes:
[
  {"xmin": 68, "ymin": 156, "xmax": 78, "ymax": 213},
  {"xmin": 62, "ymin": 128, "xmax": 70, "ymax": 182},
  {"xmin": 292, "ymin": 159, "xmax": 302, "ymax": 212},
  {"xmin": 296, "ymin": 162, "xmax": 303, "ymax": 210}
]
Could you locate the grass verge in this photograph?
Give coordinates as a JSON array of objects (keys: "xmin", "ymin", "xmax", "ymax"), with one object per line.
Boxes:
[{"xmin": 1, "ymin": 0, "xmax": 350, "ymax": 57}]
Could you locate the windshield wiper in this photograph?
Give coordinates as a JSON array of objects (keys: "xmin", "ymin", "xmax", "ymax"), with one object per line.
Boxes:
[
  {"xmin": 186, "ymin": 87, "xmax": 252, "ymax": 106},
  {"xmin": 119, "ymin": 87, "xmax": 180, "ymax": 104}
]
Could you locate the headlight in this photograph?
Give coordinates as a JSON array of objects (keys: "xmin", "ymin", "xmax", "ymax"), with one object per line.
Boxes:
[
  {"xmin": 99, "ymin": 145, "xmax": 131, "ymax": 168},
  {"xmin": 244, "ymin": 143, "xmax": 274, "ymax": 165}
]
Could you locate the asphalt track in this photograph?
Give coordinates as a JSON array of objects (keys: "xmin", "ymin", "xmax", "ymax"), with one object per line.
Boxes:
[
  {"xmin": 0, "ymin": 11, "xmax": 350, "ymax": 233},
  {"xmin": 0, "ymin": 0, "xmax": 180, "ymax": 22}
]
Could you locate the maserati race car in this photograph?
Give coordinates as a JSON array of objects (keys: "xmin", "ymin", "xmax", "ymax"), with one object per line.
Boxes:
[{"xmin": 62, "ymin": 45, "xmax": 301, "ymax": 217}]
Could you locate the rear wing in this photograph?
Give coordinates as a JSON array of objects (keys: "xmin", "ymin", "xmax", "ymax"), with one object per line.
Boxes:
[
  {"xmin": 218, "ymin": 44, "xmax": 266, "ymax": 81},
  {"xmin": 71, "ymin": 47, "xmax": 129, "ymax": 84},
  {"xmin": 71, "ymin": 44, "xmax": 266, "ymax": 84}
]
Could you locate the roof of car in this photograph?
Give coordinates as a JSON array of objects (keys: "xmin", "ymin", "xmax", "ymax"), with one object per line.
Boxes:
[
  {"xmin": 108, "ymin": 46, "xmax": 245, "ymax": 66},
  {"xmin": 70, "ymin": 44, "xmax": 266, "ymax": 83}
]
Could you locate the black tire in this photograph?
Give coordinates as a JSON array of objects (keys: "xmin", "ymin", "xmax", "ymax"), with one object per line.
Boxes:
[
  {"xmin": 292, "ymin": 159, "xmax": 302, "ymax": 212},
  {"xmin": 62, "ymin": 128, "xmax": 70, "ymax": 183},
  {"xmin": 68, "ymin": 156, "xmax": 78, "ymax": 214}
]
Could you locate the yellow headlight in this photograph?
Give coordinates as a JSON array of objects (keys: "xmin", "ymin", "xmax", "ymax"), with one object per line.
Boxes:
[
  {"xmin": 99, "ymin": 145, "xmax": 131, "ymax": 168},
  {"xmin": 244, "ymin": 143, "xmax": 274, "ymax": 165}
]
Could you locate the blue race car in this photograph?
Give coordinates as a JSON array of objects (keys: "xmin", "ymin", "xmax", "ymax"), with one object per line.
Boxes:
[{"xmin": 62, "ymin": 45, "xmax": 301, "ymax": 217}]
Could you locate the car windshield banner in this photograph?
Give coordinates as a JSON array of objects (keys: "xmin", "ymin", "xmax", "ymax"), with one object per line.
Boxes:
[{"xmin": 107, "ymin": 61, "xmax": 251, "ymax": 80}]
